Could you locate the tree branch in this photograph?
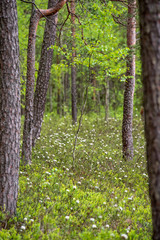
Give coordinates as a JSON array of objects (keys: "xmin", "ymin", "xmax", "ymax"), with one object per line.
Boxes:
[
  {"xmin": 39, "ymin": 0, "xmax": 68, "ymax": 18},
  {"xmin": 112, "ymin": 13, "xmax": 127, "ymax": 27},
  {"xmin": 66, "ymin": 2, "xmax": 88, "ymax": 45}
]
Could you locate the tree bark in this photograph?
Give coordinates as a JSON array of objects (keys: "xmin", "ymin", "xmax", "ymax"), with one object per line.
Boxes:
[
  {"xmin": 90, "ymin": 67, "xmax": 96, "ymax": 112},
  {"xmin": 64, "ymin": 64, "xmax": 70, "ymax": 114},
  {"xmin": 139, "ymin": 1, "xmax": 160, "ymax": 239},
  {"xmin": 71, "ymin": 0, "xmax": 77, "ymax": 124},
  {"xmin": 22, "ymin": 0, "xmax": 67, "ymax": 164},
  {"xmin": 0, "ymin": 0, "xmax": 21, "ymax": 215},
  {"xmin": 105, "ymin": 76, "xmax": 109, "ymax": 121},
  {"xmin": 122, "ymin": 0, "xmax": 136, "ymax": 161},
  {"xmin": 32, "ymin": 0, "xmax": 58, "ymax": 147},
  {"xmin": 49, "ymin": 81, "xmax": 53, "ymax": 112}
]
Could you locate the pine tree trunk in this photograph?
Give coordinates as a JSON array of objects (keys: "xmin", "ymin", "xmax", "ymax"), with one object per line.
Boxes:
[
  {"xmin": 22, "ymin": 0, "xmax": 67, "ymax": 163},
  {"xmin": 122, "ymin": 0, "xmax": 136, "ymax": 161},
  {"xmin": 22, "ymin": 10, "xmax": 39, "ymax": 164},
  {"xmin": 32, "ymin": 0, "xmax": 58, "ymax": 147},
  {"xmin": 0, "ymin": 0, "xmax": 21, "ymax": 215},
  {"xmin": 71, "ymin": 0, "xmax": 77, "ymax": 124},
  {"xmin": 139, "ymin": 1, "xmax": 160, "ymax": 239}
]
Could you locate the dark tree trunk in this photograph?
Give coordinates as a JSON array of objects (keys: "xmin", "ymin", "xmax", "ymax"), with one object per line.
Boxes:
[
  {"xmin": 64, "ymin": 65, "xmax": 70, "ymax": 113},
  {"xmin": 122, "ymin": 0, "xmax": 136, "ymax": 160},
  {"xmin": 57, "ymin": 87, "xmax": 61, "ymax": 115},
  {"xmin": 56, "ymin": 54, "xmax": 61, "ymax": 115},
  {"xmin": 64, "ymin": 71, "xmax": 69, "ymax": 103},
  {"xmin": 90, "ymin": 67, "xmax": 96, "ymax": 112},
  {"xmin": 139, "ymin": 1, "xmax": 160, "ymax": 239},
  {"xmin": 71, "ymin": 0, "xmax": 77, "ymax": 124},
  {"xmin": 22, "ymin": 0, "xmax": 67, "ymax": 164},
  {"xmin": 0, "ymin": 0, "xmax": 21, "ymax": 215},
  {"xmin": 105, "ymin": 76, "xmax": 109, "ymax": 121},
  {"xmin": 32, "ymin": 0, "xmax": 58, "ymax": 147}
]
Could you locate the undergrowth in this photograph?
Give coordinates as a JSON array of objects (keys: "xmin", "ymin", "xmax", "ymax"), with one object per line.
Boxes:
[{"xmin": 0, "ymin": 114, "xmax": 152, "ymax": 239}]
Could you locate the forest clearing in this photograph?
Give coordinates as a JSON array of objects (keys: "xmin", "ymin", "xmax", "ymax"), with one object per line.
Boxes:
[{"xmin": 0, "ymin": 0, "xmax": 160, "ymax": 239}]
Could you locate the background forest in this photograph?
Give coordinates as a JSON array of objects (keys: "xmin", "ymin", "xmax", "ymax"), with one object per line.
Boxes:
[
  {"xmin": 18, "ymin": 0, "xmax": 142, "ymax": 117},
  {"xmin": 0, "ymin": 0, "xmax": 152, "ymax": 239}
]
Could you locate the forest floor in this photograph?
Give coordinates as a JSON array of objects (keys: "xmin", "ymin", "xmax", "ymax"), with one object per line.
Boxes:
[{"xmin": 0, "ymin": 114, "xmax": 152, "ymax": 239}]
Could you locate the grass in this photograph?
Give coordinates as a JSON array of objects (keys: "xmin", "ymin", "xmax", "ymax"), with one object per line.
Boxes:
[{"xmin": 0, "ymin": 113, "xmax": 152, "ymax": 239}]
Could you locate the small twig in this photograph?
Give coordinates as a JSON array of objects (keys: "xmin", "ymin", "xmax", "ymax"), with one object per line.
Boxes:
[
  {"xmin": 111, "ymin": 0, "xmax": 128, "ymax": 7},
  {"xmin": 111, "ymin": 13, "xmax": 127, "ymax": 27},
  {"xmin": 72, "ymin": 54, "xmax": 92, "ymax": 164},
  {"xmin": 72, "ymin": 87, "xmax": 88, "ymax": 163},
  {"xmin": 58, "ymin": 10, "xmax": 70, "ymax": 44},
  {"xmin": 100, "ymin": 0, "xmax": 108, "ymax": 6}
]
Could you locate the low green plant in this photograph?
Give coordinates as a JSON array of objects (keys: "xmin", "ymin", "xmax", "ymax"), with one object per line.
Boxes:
[{"xmin": 0, "ymin": 114, "xmax": 151, "ymax": 239}]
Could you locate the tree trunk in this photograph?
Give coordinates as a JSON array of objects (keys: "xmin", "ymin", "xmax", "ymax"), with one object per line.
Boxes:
[
  {"xmin": 32, "ymin": 0, "xmax": 58, "ymax": 147},
  {"xmin": 122, "ymin": 0, "xmax": 136, "ymax": 161},
  {"xmin": 49, "ymin": 81, "xmax": 53, "ymax": 112},
  {"xmin": 64, "ymin": 65, "xmax": 70, "ymax": 114},
  {"xmin": 22, "ymin": 10, "xmax": 38, "ymax": 164},
  {"xmin": 71, "ymin": 0, "xmax": 77, "ymax": 124},
  {"xmin": 105, "ymin": 77, "xmax": 109, "ymax": 121},
  {"xmin": 57, "ymin": 87, "xmax": 61, "ymax": 115},
  {"xmin": 139, "ymin": 1, "xmax": 160, "ymax": 239},
  {"xmin": 90, "ymin": 67, "xmax": 96, "ymax": 112},
  {"xmin": 0, "ymin": 0, "xmax": 21, "ymax": 215},
  {"xmin": 22, "ymin": 0, "xmax": 67, "ymax": 164}
]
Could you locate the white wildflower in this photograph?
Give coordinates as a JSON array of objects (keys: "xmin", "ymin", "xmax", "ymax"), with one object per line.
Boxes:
[
  {"xmin": 92, "ymin": 224, "xmax": 97, "ymax": 228},
  {"xmin": 20, "ymin": 225, "xmax": 26, "ymax": 230},
  {"xmin": 121, "ymin": 233, "xmax": 128, "ymax": 239}
]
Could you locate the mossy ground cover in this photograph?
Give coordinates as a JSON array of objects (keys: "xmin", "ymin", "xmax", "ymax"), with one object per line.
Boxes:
[{"xmin": 0, "ymin": 114, "xmax": 152, "ymax": 239}]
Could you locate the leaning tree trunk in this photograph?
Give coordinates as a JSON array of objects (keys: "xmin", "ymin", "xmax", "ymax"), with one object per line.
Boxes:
[
  {"xmin": 32, "ymin": 0, "xmax": 58, "ymax": 147},
  {"xmin": 0, "ymin": 0, "xmax": 21, "ymax": 215},
  {"xmin": 22, "ymin": 0, "xmax": 67, "ymax": 164},
  {"xmin": 139, "ymin": 1, "xmax": 160, "ymax": 239},
  {"xmin": 122, "ymin": 0, "xmax": 136, "ymax": 161},
  {"xmin": 71, "ymin": 0, "xmax": 77, "ymax": 124}
]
